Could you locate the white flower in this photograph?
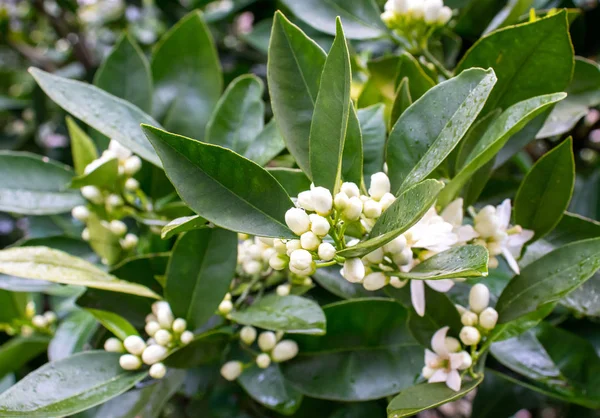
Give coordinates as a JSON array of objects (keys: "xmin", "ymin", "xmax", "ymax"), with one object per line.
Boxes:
[
  {"xmin": 180, "ymin": 331, "xmax": 194, "ymax": 344},
  {"xmin": 285, "ymin": 208, "xmax": 311, "ymax": 235},
  {"xmin": 341, "ymin": 182, "xmax": 360, "ymax": 198},
  {"xmin": 269, "ymin": 254, "xmax": 289, "ymax": 270},
  {"xmin": 440, "ymin": 198, "xmax": 479, "ymax": 244},
  {"xmin": 405, "ymin": 207, "xmax": 458, "ymax": 253},
  {"xmin": 104, "ymin": 337, "xmax": 124, "ymax": 353},
  {"xmin": 156, "ymin": 304, "xmax": 174, "ymax": 328},
  {"xmin": 363, "ymin": 272, "xmax": 388, "ymax": 291},
  {"xmin": 81, "ymin": 227, "xmax": 90, "ymax": 241},
  {"xmin": 218, "ymin": 300, "xmax": 233, "ymax": 314},
  {"xmin": 410, "ymin": 279, "xmax": 455, "ymax": 317},
  {"xmin": 258, "ymin": 331, "xmax": 277, "ymax": 351},
  {"xmin": 271, "ymin": 340, "xmax": 299, "ymax": 362},
  {"xmin": 124, "ymin": 156, "xmax": 142, "ymax": 176},
  {"xmin": 123, "ymin": 335, "xmax": 146, "ymax": 355},
  {"xmin": 459, "ymin": 326, "xmax": 481, "ymax": 346},
  {"xmin": 311, "ymin": 187, "xmax": 333, "ymax": 215},
  {"xmin": 109, "ymin": 140, "xmax": 132, "ymax": 161},
  {"xmin": 390, "ymin": 276, "xmax": 408, "ymax": 288},
  {"xmin": 240, "ymin": 326, "xmax": 257, "ymax": 345},
  {"xmin": 242, "ymin": 260, "xmax": 262, "ymax": 275},
  {"xmin": 423, "ymin": 0, "xmax": 443, "ymax": 23},
  {"xmin": 44, "ymin": 311, "xmax": 57, "ymax": 324},
  {"xmin": 256, "ymin": 353, "xmax": 271, "ymax": 369},
  {"xmin": 380, "ymin": 193, "xmax": 396, "ymax": 211},
  {"xmin": 286, "ymin": 239, "xmax": 302, "ymax": 256},
  {"xmin": 297, "ymin": 190, "xmax": 315, "ymax": 211},
  {"xmin": 424, "ymin": 327, "xmax": 471, "ymax": 391},
  {"xmin": 221, "ymin": 361, "xmax": 243, "ymax": 381},
  {"xmin": 363, "ymin": 199, "xmax": 382, "ymax": 219},
  {"xmin": 32, "ymin": 315, "xmax": 47, "ymax": 328},
  {"xmin": 318, "ymin": 242, "xmax": 336, "ymax": 261},
  {"xmin": 120, "ymin": 233, "xmax": 138, "ymax": 250},
  {"xmin": 461, "ymin": 311, "xmax": 478, "ymax": 326},
  {"xmin": 81, "ymin": 185, "xmax": 103, "ymax": 204},
  {"xmin": 154, "ymin": 329, "xmax": 172, "ymax": 346},
  {"xmin": 149, "ymin": 362, "xmax": 167, "ymax": 379},
  {"xmin": 71, "ymin": 205, "xmax": 89, "ymax": 222},
  {"xmin": 142, "ymin": 344, "xmax": 168, "ymax": 365},
  {"xmin": 171, "ymin": 318, "xmax": 186, "ymax": 333},
  {"xmin": 469, "ymin": 283, "xmax": 490, "ymax": 313},
  {"xmin": 125, "ymin": 177, "xmax": 139, "ymax": 191},
  {"xmin": 300, "ymin": 231, "xmax": 321, "ymax": 251},
  {"xmin": 145, "ymin": 321, "xmax": 160, "ymax": 337},
  {"xmin": 363, "ymin": 247, "xmax": 384, "ymax": 264},
  {"xmin": 120, "ymin": 354, "xmax": 142, "ymax": 370},
  {"xmin": 309, "ymin": 214, "xmax": 330, "ymax": 236},
  {"xmin": 368, "ymin": 172, "xmax": 391, "ymax": 200},
  {"xmin": 343, "ymin": 197, "xmax": 363, "ymax": 221},
  {"xmin": 109, "ymin": 220, "xmax": 127, "ymax": 237},
  {"xmin": 437, "ymin": 6, "xmax": 452, "ymax": 24},
  {"xmin": 289, "ymin": 249, "xmax": 314, "ymax": 276},
  {"xmin": 334, "ymin": 192, "xmax": 349, "ymax": 210},
  {"xmin": 479, "ymin": 307, "xmax": 498, "ymax": 330},
  {"xmin": 384, "ymin": 234, "xmax": 407, "ymax": 255},
  {"xmin": 106, "ymin": 194, "xmax": 123, "ymax": 207},
  {"xmin": 341, "ymin": 258, "xmax": 365, "ymax": 283},
  {"xmin": 276, "ymin": 284, "xmax": 291, "ymax": 296}
]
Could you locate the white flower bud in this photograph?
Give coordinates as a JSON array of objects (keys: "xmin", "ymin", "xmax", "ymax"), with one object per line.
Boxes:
[
  {"xmin": 120, "ymin": 233, "xmax": 138, "ymax": 250},
  {"xmin": 300, "ymin": 231, "xmax": 321, "ymax": 251},
  {"xmin": 469, "ymin": 284, "xmax": 490, "ymax": 313},
  {"xmin": 334, "ymin": 192, "xmax": 349, "ymax": 210},
  {"xmin": 437, "ymin": 6, "xmax": 452, "ymax": 24},
  {"xmin": 285, "ymin": 208, "xmax": 311, "ymax": 235},
  {"xmin": 389, "ymin": 276, "xmax": 407, "ymax": 288},
  {"xmin": 269, "ymin": 254, "xmax": 289, "ymax": 270},
  {"xmin": 303, "ymin": 277, "xmax": 313, "ymax": 286},
  {"xmin": 461, "ymin": 311, "xmax": 478, "ymax": 326},
  {"xmin": 81, "ymin": 227, "xmax": 90, "ymax": 241},
  {"xmin": 240, "ymin": 326, "xmax": 257, "ymax": 345},
  {"xmin": 108, "ymin": 140, "xmax": 132, "ymax": 160},
  {"xmin": 120, "ymin": 354, "xmax": 142, "ymax": 370},
  {"xmin": 262, "ymin": 245, "xmax": 277, "ymax": 262},
  {"xmin": 286, "ymin": 239, "xmax": 302, "ymax": 256},
  {"xmin": 488, "ymin": 256, "xmax": 499, "ymax": 269},
  {"xmin": 21, "ymin": 325, "xmax": 34, "ymax": 337},
  {"xmin": 256, "ymin": 353, "xmax": 271, "ymax": 369},
  {"xmin": 384, "ymin": 235, "xmax": 407, "ymax": 255},
  {"xmin": 180, "ymin": 330, "xmax": 194, "ymax": 345},
  {"xmin": 393, "ymin": 246, "xmax": 413, "ymax": 266},
  {"xmin": 157, "ymin": 305, "xmax": 174, "ymax": 328},
  {"xmin": 363, "ymin": 247, "xmax": 384, "ymax": 264},
  {"xmin": 243, "ymin": 260, "xmax": 262, "ymax": 275},
  {"xmin": 273, "ymin": 239, "xmax": 287, "ymax": 254},
  {"xmin": 368, "ymin": 172, "xmax": 390, "ymax": 200},
  {"xmin": 297, "ymin": 191, "xmax": 315, "ymax": 211},
  {"xmin": 455, "ymin": 304, "xmax": 467, "ymax": 315},
  {"xmin": 123, "ymin": 335, "xmax": 146, "ymax": 355},
  {"xmin": 145, "ymin": 321, "xmax": 161, "ymax": 337},
  {"xmin": 460, "ymin": 326, "xmax": 481, "ymax": 346},
  {"xmin": 289, "ymin": 249, "xmax": 313, "ymax": 271},
  {"xmin": 32, "ymin": 315, "xmax": 47, "ymax": 328},
  {"xmin": 311, "ymin": 187, "xmax": 333, "ymax": 215},
  {"xmin": 172, "ymin": 318, "xmax": 187, "ymax": 333},
  {"xmin": 309, "ymin": 214, "xmax": 330, "ymax": 237},
  {"xmin": 124, "ymin": 156, "xmax": 142, "ymax": 176},
  {"xmin": 104, "ymin": 337, "xmax": 124, "ymax": 353},
  {"xmin": 218, "ymin": 300, "xmax": 233, "ymax": 315},
  {"xmin": 343, "ymin": 197, "xmax": 363, "ymax": 221},
  {"xmin": 271, "ymin": 340, "xmax": 299, "ymax": 362},
  {"xmin": 276, "ymin": 284, "xmax": 291, "ymax": 296},
  {"xmin": 154, "ymin": 329, "xmax": 172, "ymax": 346},
  {"xmin": 220, "ymin": 361, "xmax": 243, "ymax": 381},
  {"xmin": 258, "ymin": 331, "xmax": 277, "ymax": 351},
  {"xmin": 146, "ymin": 313, "xmax": 157, "ymax": 323},
  {"xmin": 423, "ymin": 0, "xmax": 443, "ymax": 23},
  {"xmin": 363, "ymin": 199, "xmax": 382, "ymax": 219},
  {"xmin": 71, "ymin": 205, "xmax": 90, "ymax": 222},
  {"xmin": 81, "ymin": 185, "xmax": 103, "ymax": 204},
  {"xmin": 445, "ymin": 337, "xmax": 461, "ymax": 353},
  {"xmin": 342, "ymin": 258, "xmax": 365, "ymax": 283},
  {"xmin": 457, "ymin": 351, "xmax": 472, "ymax": 370},
  {"xmin": 142, "ymin": 344, "xmax": 168, "ymax": 365},
  {"xmin": 422, "ymin": 366, "xmax": 435, "ymax": 379},
  {"xmin": 152, "ymin": 301, "xmax": 169, "ymax": 317},
  {"xmin": 149, "ymin": 362, "xmax": 167, "ymax": 379},
  {"xmin": 341, "ymin": 182, "xmax": 360, "ymax": 198},
  {"xmin": 317, "ymin": 242, "xmax": 336, "ymax": 261},
  {"xmin": 25, "ymin": 301, "xmax": 36, "ymax": 319},
  {"xmin": 125, "ymin": 177, "xmax": 139, "ymax": 191},
  {"xmin": 379, "ymin": 193, "xmax": 396, "ymax": 211},
  {"xmin": 106, "ymin": 194, "xmax": 123, "ymax": 207},
  {"xmin": 479, "ymin": 307, "xmax": 498, "ymax": 330},
  {"xmin": 362, "ymin": 272, "xmax": 388, "ymax": 291},
  {"xmin": 43, "ymin": 311, "xmax": 57, "ymax": 324},
  {"xmin": 109, "ymin": 220, "xmax": 127, "ymax": 237}
]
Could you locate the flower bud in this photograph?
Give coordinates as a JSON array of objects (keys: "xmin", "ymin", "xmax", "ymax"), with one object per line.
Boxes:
[
  {"xmin": 25, "ymin": 301, "xmax": 36, "ymax": 319},
  {"xmin": 334, "ymin": 192, "xmax": 349, "ymax": 210},
  {"xmin": 286, "ymin": 239, "xmax": 302, "ymax": 256},
  {"xmin": 81, "ymin": 185, "xmax": 103, "ymax": 204},
  {"xmin": 379, "ymin": 193, "xmax": 396, "ymax": 211},
  {"xmin": 363, "ymin": 247, "xmax": 384, "ymax": 264},
  {"xmin": 220, "ymin": 361, "xmax": 243, "ymax": 381},
  {"xmin": 389, "ymin": 276, "xmax": 407, "ymax": 288},
  {"xmin": 21, "ymin": 325, "xmax": 34, "ymax": 337},
  {"xmin": 297, "ymin": 191, "xmax": 315, "ymax": 211},
  {"xmin": 152, "ymin": 301, "xmax": 170, "ymax": 317},
  {"xmin": 285, "ymin": 208, "xmax": 311, "ymax": 235},
  {"xmin": 109, "ymin": 220, "xmax": 127, "ymax": 237},
  {"xmin": 71, "ymin": 205, "xmax": 90, "ymax": 222},
  {"xmin": 154, "ymin": 329, "xmax": 172, "ymax": 346},
  {"xmin": 311, "ymin": 187, "xmax": 333, "ymax": 215},
  {"xmin": 300, "ymin": 231, "xmax": 320, "ymax": 251},
  {"xmin": 81, "ymin": 228, "xmax": 90, "ymax": 241},
  {"xmin": 146, "ymin": 313, "xmax": 157, "ymax": 323},
  {"xmin": 258, "ymin": 331, "xmax": 277, "ymax": 351},
  {"xmin": 124, "ymin": 156, "xmax": 142, "ymax": 176},
  {"xmin": 341, "ymin": 182, "xmax": 360, "ymax": 198},
  {"xmin": 445, "ymin": 337, "xmax": 461, "ymax": 353},
  {"xmin": 309, "ymin": 214, "xmax": 330, "ymax": 237},
  {"xmin": 317, "ymin": 242, "xmax": 336, "ymax": 261},
  {"xmin": 32, "ymin": 315, "xmax": 47, "ymax": 328},
  {"xmin": 145, "ymin": 321, "xmax": 161, "ymax": 337},
  {"xmin": 256, "ymin": 353, "xmax": 271, "ymax": 369},
  {"xmin": 43, "ymin": 311, "xmax": 57, "ymax": 324},
  {"xmin": 240, "ymin": 326, "xmax": 257, "ymax": 345},
  {"xmin": 124, "ymin": 335, "xmax": 146, "ymax": 355},
  {"xmin": 108, "ymin": 140, "xmax": 132, "ymax": 160},
  {"xmin": 289, "ymin": 249, "xmax": 313, "ymax": 271},
  {"xmin": 104, "ymin": 337, "xmax": 124, "ymax": 353},
  {"xmin": 172, "ymin": 318, "xmax": 187, "ymax": 333},
  {"xmin": 423, "ymin": 0, "xmax": 443, "ymax": 23},
  {"xmin": 125, "ymin": 177, "xmax": 139, "ymax": 191},
  {"xmin": 343, "ymin": 197, "xmax": 363, "ymax": 221},
  {"xmin": 273, "ymin": 239, "xmax": 287, "ymax": 254},
  {"xmin": 149, "ymin": 362, "xmax": 167, "ymax": 379},
  {"xmin": 269, "ymin": 254, "xmax": 289, "ymax": 270},
  {"xmin": 218, "ymin": 300, "xmax": 233, "ymax": 315},
  {"xmin": 479, "ymin": 307, "xmax": 498, "ymax": 330},
  {"xmin": 488, "ymin": 256, "xmax": 499, "ymax": 269},
  {"xmin": 142, "ymin": 344, "xmax": 168, "ymax": 365},
  {"xmin": 303, "ymin": 277, "xmax": 313, "ymax": 286},
  {"xmin": 459, "ymin": 326, "xmax": 481, "ymax": 346},
  {"xmin": 422, "ymin": 366, "xmax": 435, "ymax": 379},
  {"xmin": 437, "ymin": 6, "xmax": 452, "ymax": 24},
  {"xmin": 120, "ymin": 233, "xmax": 138, "ymax": 250},
  {"xmin": 157, "ymin": 305, "xmax": 174, "ymax": 328},
  {"xmin": 276, "ymin": 284, "xmax": 291, "ymax": 296},
  {"xmin": 457, "ymin": 351, "xmax": 472, "ymax": 370},
  {"xmin": 469, "ymin": 284, "xmax": 490, "ymax": 313},
  {"xmin": 368, "ymin": 172, "xmax": 390, "ymax": 200},
  {"xmin": 342, "ymin": 258, "xmax": 365, "ymax": 283},
  {"xmin": 271, "ymin": 340, "xmax": 299, "ymax": 362},
  {"xmin": 363, "ymin": 199, "xmax": 382, "ymax": 219},
  {"xmin": 383, "ymin": 234, "xmax": 407, "ymax": 255},
  {"xmin": 119, "ymin": 354, "xmax": 142, "ymax": 370},
  {"xmin": 106, "ymin": 194, "xmax": 123, "ymax": 207},
  {"xmin": 362, "ymin": 272, "xmax": 388, "ymax": 291},
  {"xmin": 455, "ymin": 304, "xmax": 467, "ymax": 315},
  {"xmin": 180, "ymin": 330, "xmax": 194, "ymax": 345},
  {"xmin": 242, "ymin": 260, "xmax": 262, "ymax": 275},
  {"xmin": 393, "ymin": 246, "xmax": 413, "ymax": 266},
  {"xmin": 461, "ymin": 311, "xmax": 478, "ymax": 326}
]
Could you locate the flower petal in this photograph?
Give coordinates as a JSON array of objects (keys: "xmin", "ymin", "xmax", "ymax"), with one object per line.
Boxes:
[
  {"xmin": 446, "ymin": 369, "xmax": 462, "ymax": 391},
  {"xmin": 426, "ymin": 279, "xmax": 455, "ymax": 293},
  {"xmin": 449, "ymin": 352, "xmax": 465, "ymax": 370},
  {"xmin": 428, "ymin": 368, "xmax": 449, "ymax": 383},
  {"xmin": 411, "ymin": 279, "xmax": 426, "ymax": 317},
  {"xmin": 496, "ymin": 199, "xmax": 512, "ymax": 230},
  {"xmin": 441, "ymin": 198, "xmax": 464, "ymax": 226},
  {"xmin": 431, "ymin": 326, "xmax": 450, "ymax": 356},
  {"xmin": 456, "ymin": 225, "xmax": 479, "ymax": 243},
  {"xmin": 502, "ymin": 247, "xmax": 520, "ymax": 275},
  {"xmin": 425, "ymin": 349, "xmax": 438, "ymax": 366}
]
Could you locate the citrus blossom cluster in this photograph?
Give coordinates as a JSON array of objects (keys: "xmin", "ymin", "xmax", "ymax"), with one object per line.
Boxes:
[
  {"xmin": 0, "ymin": 301, "xmax": 56, "ymax": 338},
  {"xmin": 456, "ymin": 283, "xmax": 498, "ymax": 347}
]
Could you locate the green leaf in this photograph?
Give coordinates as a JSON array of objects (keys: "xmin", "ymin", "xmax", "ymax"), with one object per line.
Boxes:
[
  {"xmin": 456, "ymin": 11, "xmax": 574, "ymax": 113},
  {"xmin": 28, "ymin": 68, "xmax": 162, "ymax": 167},
  {"xmin": 337, "ymin": 179, "xmax": 444, "ymax": 258},
  {"xmin": 386, "ymin": 376, "xmax": 484, "ymax": 417},
  {"xmin": 514, "ymin": 138, "xmax": 575, "ymax": 241},
  {"xmin": 48, "ymin": 310, "xmax": 98, "ymax": 361},
  {"xmin": 110, "ymin": 253, "xmax": 168, "ymax": 295},
  {"xmin": 93, "ymin": 33, "xmax": 153, "ymax": 113},
  {"xmin": 67, "ymin": 117, "xmax": 98, "ymax": 176},
  {"xmin": 161, "ymin": 215, "xmax": 208, "ymax": 240},
  {"xmin": 282, "ymin": 299, "xmax": 422, "ymax": 401},
  {"xmin": 341, "ymin": 107, "xmax": 364, "ymax": 187},
  {"xmin": 309, "ymin": 18, "xmax": 351, "ymax": 192},
  {"xmin": 396, "ymin": 245, "xmax": 489, "ymax": 281},
  {"xmin": 390, "ymin": 77, "xmax": 412, "ymax": 130},
  {"xmin": 77, "ymin": 289, "xmax": 153, "ymax": 329},
  {"xmin": 164, "ymin": 330, "xmax": 231, "ymax": 368},
  {"xmin": 268, "ymin": 168, "xmax": 312, "ymax": 197},
  {"xmin": 166, "ymin": 228, "xmax": 237, "ymax": 329},
  {"xmin": 437, "ymin": 93, "xmax": 566, "ymax": 207},
  {"xmin": 395, "ymin": 52, "xmax": 436, "ymax": 102},
  {"xmin": 229, "ymin": 295, "xmax": 326, "ymax": 335},
  {"xmin": 0, "ymin": 289, "xmax": 26, "ymax": 323},
  {"xmin": 483, "ymin": 0, "xmax": 535, "ymax": 34},
  {"xmin": 0, "ymin": 246, "xmax": 160, "ymax": 299},
  {"xmin": 205, "ymin": 75, "xmax": 264, "ymax": 154},
  {"xmin": 238, "ymin": 364, "xmax": 303, "ymax": 415},
  {"xmin": 312, "ymin": 265, "xmax": 376, "ymax": 300},
  {"xmin": 152, "ymin": 10, "xmax": 222, "ymax": 140},
  {"xmin": 0, "ymin": 351, "xmax": 147, "ymax": 417},
  {"xmin": 69, "ymin": 157, "xmax": 119, "ymax": 189},
  {"xmin": 496, "ymin": 237, "xmax": 600, "ymax": 323},
  {"xmin": 86, "ymin": 309, "xmax": 138, "ymax": 340},
  {"xmin": 0, "ymin": 336, "xmax": 50, "ymax": 380},
  {"xmin": 142, "ymin": 125, "xmax": 295, "ymax": 238},
  {"xmin": 244, "ymin": 120, "xmax": 286, "ymax": 167},
  {"xmin": 358, "ymin": 104, "xmax": 386, "ymax": 179},
  {"xmin": 84, "ymin": 213, "xmax": 122, "ymax": 266},
  {"xmin": 387, "ymin": 68, "xmax": 497, "ymax": 193},
  {"xmin": 268, "ymin": 11, "xmax": 326, "ymax": 176},
  {"xmin": 0, "ymin": 151, "xmax": 84, "ymax": 215},
  {"xmin": 407, "ymin": 287, "xmax": 462, "ymax": 347}
]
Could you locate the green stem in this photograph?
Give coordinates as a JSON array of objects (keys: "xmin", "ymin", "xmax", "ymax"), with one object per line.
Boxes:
[
  {"xmin": 234, "ymin": 275, "xmax": 262, "ymax": 308},
  {"xmin": 421, "ymin": 48, "xmax": 453, "ymax": 79}
]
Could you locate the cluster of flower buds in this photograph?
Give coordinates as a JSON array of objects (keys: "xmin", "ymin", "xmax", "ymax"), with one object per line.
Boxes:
[
  {"xmin": 220, "ymin": 326, "xmax": 299, "ymax": 381},
  {"xmin": 381, "ymin": 0, "xmax": 452, "ymax": 46},
  {"xmin": 456, "ymin": 283, "xmax": 498, "ymax": 347},
  {"xmin": 104, "ymin": 301, "xmax": 193, "ymax": 379},
  {"xmin": 2, "ymin": 301, "xmax": 58, "ymax": 337},
  {"xmin": 423, "ymin": 326, "xmax": 472, "ymax": 391}
]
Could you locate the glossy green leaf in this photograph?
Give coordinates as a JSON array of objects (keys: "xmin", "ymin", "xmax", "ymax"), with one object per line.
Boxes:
[
  {"xmin": 309, "ymin": 18, "xmax": 351, "ymax": 192},
  {"xmin": 48, "ymin": 309, "xmax": 98, "ymax": 361},
  {"xmin": 359, "ymin": 104, "xmax": 386, "ymax": 179},
  {"xmin": 29, "ymin": 68, "xmax": 161, "ymax": 166},
  {"xmin": 312, "ymin": 265, "xmax": 376, "ymax": 300},
  {"xmin": 514, "ymin": 138, "xmax": 575, "ymax": 241},
  {"xmin": 142, "ymin": 124, "xmax": 295, "ymax": 238},
  {"xmin": 0, "ymin": 289, "xmax": 26, "ymax": 323},
  {"xmin": 338, "ymin": 180, "xmax": 444, "ymax": 258},
  {"xmin": 456, "ymin": 11, "xmax": 574, "ymax": 113},
  {"xmin": 396, "ymin": 245, "xmax": 488, "ymax": 281},
  {"xmin": 387, "ymin": 68, "xmax": 497, "ymax": 193},
  {"xmin": 0, "ymin": 151, "xmax": 84, "ymax": 215},
  {"xmin": 69, "ymin": 157, "xmax": 118, "ymax": 189},
  {"xmin": 394, "ymin": 52, "xmax": 436, "ymax": 102},
  {"xmin": 110, "ymin": 253, "xmax": 168, "ymax": 295},
  {"xmin": 238, "ymin": 364, "xmax": 303, "ymax": 415},
  {"xmin": 244, "ymin": 120, "xmax": 286, "ymax": 167},
  {"xmin": 67, "ymin": 117, "xmax": 98, "ymax": 176},
  {"xmin": 161, "ymin": 215, "xmax": 208, "ymax": 240},
  {"xmin": 165, "ymin": 330, "xmax": 231, "ymax": 368},
  {"xmin": 93, "ymin": 33, "xmax": 152, "ymax": 113},
  {"xmin": 437, "ymin": 93, "xmax": 566, "ymax": 207},
  {"xmin": 341, "ymin": 107, "xmax": 364, "ymax": 187},
  {"xmin": 166, "ymin": 228, "xmax": 237, "ymax": 329},
  {"xmin": 496, "ymin": 237, "xmax": 600, "ymax": 323},
  {"xmin": 77, "ymin": 289, "xmax": 153, "ymax": 329},
  {"xmin": 205, "ymin": 75, "xmax": 264, "ymax": 154},
  {"xmin": 386, "ymin": 376, "xmax": 484, "ymax": 417},
  {"xmin": 0, "ymin": 351, "xmax": 147, "ymax": 417},
  {"xmin": 280, "ymin": 0, "xmax": 387, "ymax": 39},
  {"xmin": 390, "ymin": 77, "xmax": 412, "ymax": 130},
  {"xmin": 86, "ymin": 309, "xmax": 138, "ymax": 340},
  {"xmin": 0, "ymin": 246, "xmax": 160, "ymax": 299},
  {"xmin": 282, "ymin": 299, "xmax": 422, "ymax": 401},
  {"xmin": 0, "ymin": 336, "xmax": 50, "ymax": 379},
  {"xmin": 268, "ymin": 11, "xmax": 326, "ymax": 176},
  {"xmin": 229, "ymin": 295, "xmax": 326, "ymax": 335},
  {"xmin": 151, "ymin": 10, "xmax": 222, "ymax": 139},
  {"xmin": 483, "ymin": 0, "xmax": 534, "ymax": 34},
  {"xmin": 268, "ymin": 168, "xmax": 312, "ymax": 197}
]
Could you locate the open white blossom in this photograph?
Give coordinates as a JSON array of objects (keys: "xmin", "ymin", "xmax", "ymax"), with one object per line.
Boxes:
[
  {"xmin": 410, "ymin": 279, "xmax": 455, "ymax": 317},
  {"xmin": 423, "ymin": 326, "xmax": 472, "ymax": 391}
]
